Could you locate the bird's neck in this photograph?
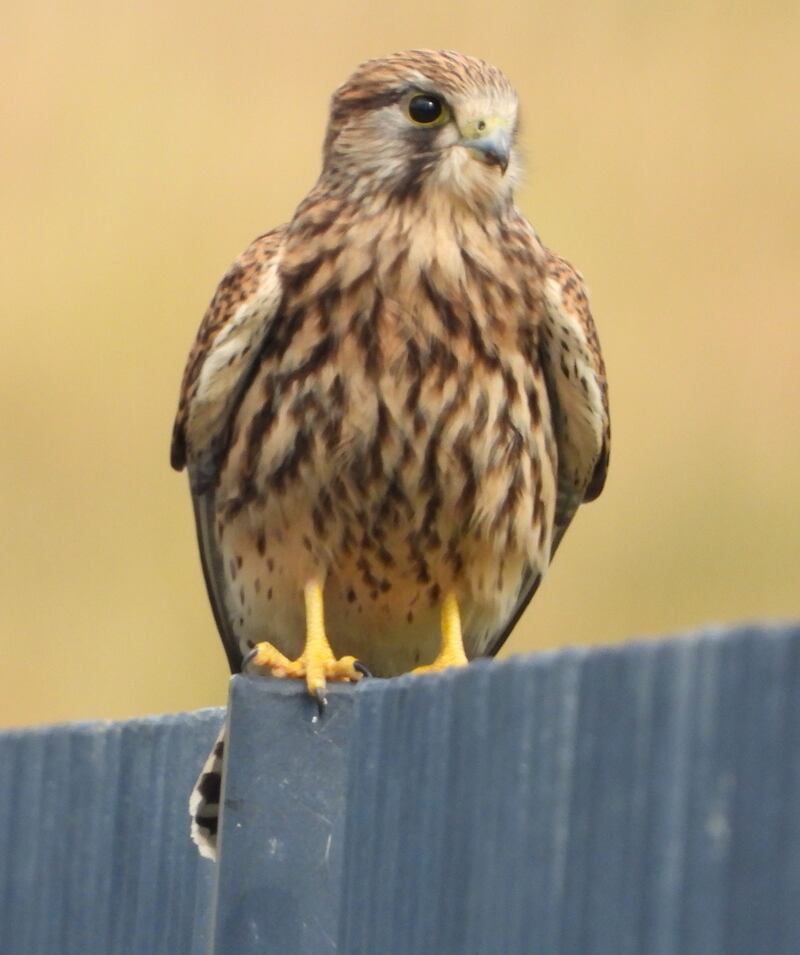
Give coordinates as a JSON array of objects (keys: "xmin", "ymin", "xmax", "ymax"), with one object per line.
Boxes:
[{"xmin": 285, "ymin": 181, "xmax": 517, "ymax": 297}]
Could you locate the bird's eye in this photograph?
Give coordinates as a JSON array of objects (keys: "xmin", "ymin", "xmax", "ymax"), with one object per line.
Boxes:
[{"xmin": 407, "ymin": 94, "xmax": 449, "ymax": 127}]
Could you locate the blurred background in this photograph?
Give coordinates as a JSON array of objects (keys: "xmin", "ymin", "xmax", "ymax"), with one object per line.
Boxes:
[{"xmin": 2, "ymin": 2, "xmax": 798, "ymax": 727}]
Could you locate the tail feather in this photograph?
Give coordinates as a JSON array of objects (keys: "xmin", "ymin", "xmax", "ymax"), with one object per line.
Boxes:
[{"xmin": 189, "ymin": 727, "xmax": 225, "ymax": 860}]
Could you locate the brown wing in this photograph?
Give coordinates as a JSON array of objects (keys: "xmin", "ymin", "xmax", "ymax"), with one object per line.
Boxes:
[
  {"xmin": 487, "ymin": 248, "xmax": 610, "ymax": 656},
  {"xmin": 171, "ymin": 226, "xmax": 286, "ymax": 487},
  {"xmin": 540, "ymin": 250, "xmax": 610, "ymax": 529},
  {"xmin": 171, "ymin": 226, "xmax": 286, "ymax": 672}
]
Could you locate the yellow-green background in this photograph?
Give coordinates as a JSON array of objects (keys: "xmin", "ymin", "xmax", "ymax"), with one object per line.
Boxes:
[{"xmin": 2, "ymin": 2, "xmax": 798, "ymax": 728}]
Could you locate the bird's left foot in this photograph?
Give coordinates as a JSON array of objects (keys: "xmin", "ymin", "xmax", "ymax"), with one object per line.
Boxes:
[{"xmin": 411, "ymin": 591, "xmax": 469, "ymax": 675}]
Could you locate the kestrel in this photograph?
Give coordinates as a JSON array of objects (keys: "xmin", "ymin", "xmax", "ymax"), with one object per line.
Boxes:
[{"xmin": 172, "ymin": 50, "xmax": 610, "ymax": 857}]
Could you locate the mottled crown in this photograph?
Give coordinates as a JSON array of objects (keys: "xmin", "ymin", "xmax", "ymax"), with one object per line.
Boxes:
[{"xmin": 330, "ymin": 50, "xmax": 513, "ymax": 116}]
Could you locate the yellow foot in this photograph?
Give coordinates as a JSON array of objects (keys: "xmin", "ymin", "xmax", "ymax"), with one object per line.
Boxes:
[
  {"xmin": 246, "ymin": 642, "xmax": 362, "ymax": 698},
  {"xmin": 244, "ymin": 581, "xmax": 363, "ymax": 704},
  {"xmin": 412, "ymin": 591, "xmax": 469, "ymax": 675}
]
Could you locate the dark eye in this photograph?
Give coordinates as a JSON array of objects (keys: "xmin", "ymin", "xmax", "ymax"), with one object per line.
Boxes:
[{"xmin": 407, "ymin": 93, "xmax": 449, "ymax": 126}]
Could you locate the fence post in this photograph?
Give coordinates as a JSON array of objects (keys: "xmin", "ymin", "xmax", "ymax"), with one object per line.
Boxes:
[{"xmin": 210, "ymin": 679, "xmax": 356, "ymax": 954}]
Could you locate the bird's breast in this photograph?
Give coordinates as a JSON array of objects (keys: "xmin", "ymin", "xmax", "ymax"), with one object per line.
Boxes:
[{"xmin": 222, "ymin": 272, "xmax": 554, "ymax": 555}]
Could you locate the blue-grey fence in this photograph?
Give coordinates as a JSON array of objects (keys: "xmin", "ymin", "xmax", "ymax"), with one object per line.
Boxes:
[{"xmin": 2, "ymin": 622, "xmax": 799, "ymax": 954}]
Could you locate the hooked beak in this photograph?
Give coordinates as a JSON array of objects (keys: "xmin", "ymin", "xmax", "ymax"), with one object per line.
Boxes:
[{"xmin": 460, "ymin": 118, "xmax": 511, "ymax": 174}]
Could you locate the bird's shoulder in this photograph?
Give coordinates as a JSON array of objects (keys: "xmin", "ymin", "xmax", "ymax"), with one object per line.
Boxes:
[
  {"xmin": 171, "ymin": 225, "xmax": 286, "ymax": 474},
  {"xmin": 545, "ymin": 252, "xmax": 605, "ymax": 375}
]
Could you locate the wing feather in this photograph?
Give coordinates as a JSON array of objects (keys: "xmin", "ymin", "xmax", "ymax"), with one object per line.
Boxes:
[
  {"xmin": 487, "ymin": 248, "xmax": 610, "ymax": 657},
  {"xmin": 540, "ymin": 250, "xmax": 610, "ymax": 533},
  {"xmin": 171, "ymin": 227, "xmax": 286, "ymax": 490},
  {"xmin": 171, "ymin": 226, "xmax": 286, "ymax": 671}
]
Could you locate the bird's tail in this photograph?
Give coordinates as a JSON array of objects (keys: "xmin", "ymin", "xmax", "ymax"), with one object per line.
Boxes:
[{"xmin": 189, "ymin": 726, "xmax": 225, "ymax": 860}]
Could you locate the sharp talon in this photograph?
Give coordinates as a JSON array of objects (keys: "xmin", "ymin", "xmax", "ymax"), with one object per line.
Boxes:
[
  {"xmin": 353, "ymin": 660, "xmax": 372, "ymax": 679},
  {"xmin": 241, "ymin": 647, "xmax": 259, "ymax": 672},
  {"xmin": 313, "ymin": 687, "xmax": 327, "ymax": 716}
]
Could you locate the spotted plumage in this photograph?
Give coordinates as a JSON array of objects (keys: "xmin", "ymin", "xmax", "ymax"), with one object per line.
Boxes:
[{"xmin": 173, "ymin": 50, "xmax": 610, "ymax": 857}]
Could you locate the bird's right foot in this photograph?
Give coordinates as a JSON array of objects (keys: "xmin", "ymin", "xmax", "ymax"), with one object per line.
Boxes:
[{"xmin": 243, "ymin": 581, "xmax": 364, "ymax": 707}]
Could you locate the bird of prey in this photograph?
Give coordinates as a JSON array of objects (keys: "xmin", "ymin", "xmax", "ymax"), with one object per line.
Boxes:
[{"xmin": 172, "ymin": 50, "xmax": 610, "ymax": 857}]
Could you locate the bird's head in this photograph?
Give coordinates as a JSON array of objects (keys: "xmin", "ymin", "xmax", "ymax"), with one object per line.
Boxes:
[{"xmin": 322, "ymin": 50, "xmax": 520, "ymax": 212}]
